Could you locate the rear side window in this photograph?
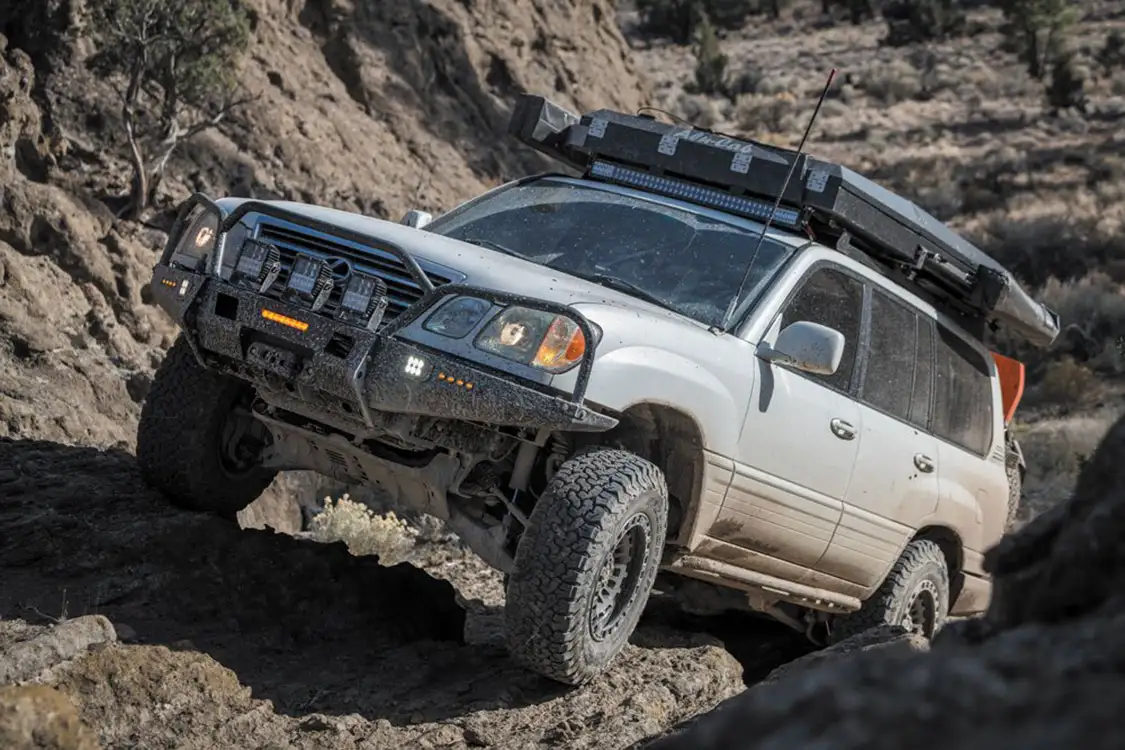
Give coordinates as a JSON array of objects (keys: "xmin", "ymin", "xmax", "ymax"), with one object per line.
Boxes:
[
  {"xmin": 933, "ymin": 325, "xmax": 993, "ymax": 454},
  {"xmin": 862, "ymin": 290, "xmax": 918, "ymax": 421},
  {"xmin": 778, "ymin": 267, "xmax": 864, "ymax": 393}
]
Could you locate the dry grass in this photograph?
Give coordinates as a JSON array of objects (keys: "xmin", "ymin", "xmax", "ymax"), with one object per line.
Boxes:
[
  {"xmin": 1014, "ymin": 407, "xmax": 1122, "ymax": 521},
  {"xmin": 1034, "ymin": 358, "xmax": 1102, "ymax": 406},
  {"xmin": 306, "ymin": 493, "xmax": 417, "ymax": 566}
]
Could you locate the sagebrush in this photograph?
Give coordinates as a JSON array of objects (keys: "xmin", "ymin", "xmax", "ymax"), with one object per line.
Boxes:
[{"xmin": 307, "ymin": 494, "xmax": 417, "ymax": 566}]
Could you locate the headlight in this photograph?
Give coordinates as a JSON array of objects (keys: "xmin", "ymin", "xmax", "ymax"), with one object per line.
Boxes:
[
  {"xmin": 475, "ymin": 306, "xmax": 587, "ymax": 373},
  {"xmin": 423, "ymin": 296, "xmax": 494, "ymax": 338},
  {"xmin": 169, "ymin": 207, "xmax": 219, "ymax": 271}
]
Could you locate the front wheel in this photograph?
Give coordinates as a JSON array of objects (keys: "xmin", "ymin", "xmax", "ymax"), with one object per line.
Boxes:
[
  {"xmin": 136, "ymin": 335, "xmax": 277, "ymax": 517},
  {"xmin": 503, "ymin": 448, "xmax": 669, "ymax": 686}
]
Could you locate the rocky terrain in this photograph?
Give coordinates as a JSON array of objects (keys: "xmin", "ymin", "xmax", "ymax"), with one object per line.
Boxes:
[
  {"xmin": 2, "ymin": 0, "xmax": 1125, "ymax": 747},
  {"xmin": 3, "ymin": 437, "xmax": 810, "ymax": 749}
]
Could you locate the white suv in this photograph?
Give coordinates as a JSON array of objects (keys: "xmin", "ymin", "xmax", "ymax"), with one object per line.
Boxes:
[{"xmin": 136, "ymin": 94, "xmax": 1055, "ymax": 687}]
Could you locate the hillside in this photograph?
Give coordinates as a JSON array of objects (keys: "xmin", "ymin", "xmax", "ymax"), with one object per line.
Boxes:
[
  {"xmin": 620, "ymin": 0, "xmax": 1125, "ymax": 516},
  {"xmin": 0, "ymin": 0, "xmax": 647, "ymax": 449},
  {"xmin": 3, "ymin": 0, "xmax": 1125, "ymax": 748}
]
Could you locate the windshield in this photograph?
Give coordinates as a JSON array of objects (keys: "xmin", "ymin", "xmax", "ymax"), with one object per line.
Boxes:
[{"xmin": 424, "ymin": 177, "xmax": 799, "ymax": 328}]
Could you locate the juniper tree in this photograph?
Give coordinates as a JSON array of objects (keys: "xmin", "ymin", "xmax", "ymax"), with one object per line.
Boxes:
[
  {"xmin": 996, "ymin": 0, "xmax": 1077, "ymax": 80},
  {"xmin": 87, "ymin": 0, "xmax": 255, "ymax": 219},
  {"xmin": 692, "ymin": 12, "xmax": 729, "ymax": 96}
]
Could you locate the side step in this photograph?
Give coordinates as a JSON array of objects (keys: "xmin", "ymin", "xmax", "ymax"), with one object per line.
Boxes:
[{"xmin": 663, "ymin": 554, "xmax": 863, "ymax": 614}]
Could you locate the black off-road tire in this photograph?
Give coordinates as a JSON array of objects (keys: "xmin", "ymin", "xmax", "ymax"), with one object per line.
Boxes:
[
  {"xmin": 136, "ymin": 335, "xmax": 277, "ymax": 517},
  {"xmin": 828, "ymin": 538, "xmax": 950, "ymax": 644},
  {"xmin": 1004, "ymin": 441, "xmax": 1024, "ymax": 532},
  {"xmin": 504, "ymin": 448, "xmax": 669, "ymax": 686}
]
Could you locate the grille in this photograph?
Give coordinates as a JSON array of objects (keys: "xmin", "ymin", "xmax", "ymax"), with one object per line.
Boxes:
[{"xmin": 251, "ymin": 218, "xmax": 455, "ymax": 322}]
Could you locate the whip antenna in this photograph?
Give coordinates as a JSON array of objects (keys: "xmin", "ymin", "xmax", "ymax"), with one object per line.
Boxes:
[{"xmin": 719, "ymin": 67, "xmax": 839, "ymax": 332}]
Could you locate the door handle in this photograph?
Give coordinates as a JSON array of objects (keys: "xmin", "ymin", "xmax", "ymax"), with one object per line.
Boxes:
[
  {"xmin": 914, "ymin": 453, "xmax": 935, "ymax": 473},
  {"xmin": 829, "ymin": 418, "xmax": 856, "ymax": 441}
]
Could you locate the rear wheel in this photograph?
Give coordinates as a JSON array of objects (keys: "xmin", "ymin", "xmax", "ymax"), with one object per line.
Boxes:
[
  {"xmin": 828, "ymin": 538, "xmax": 950, "ymax": 644},
  {"xmin": 136, "ymin": 335, "xmax": 277, "ymax": 517},
  {"xmin": 504, "ymin": 448, "xmax": 668, "ymax": 686},
  {"xmin": 1004, "ymin": 435, "xmax": 1024, "ymax": 531}
]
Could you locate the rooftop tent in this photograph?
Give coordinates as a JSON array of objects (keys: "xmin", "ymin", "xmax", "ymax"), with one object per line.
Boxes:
[{"xmin": 507, "ymin": 94, "xmax": 1061, "ymax": 348}]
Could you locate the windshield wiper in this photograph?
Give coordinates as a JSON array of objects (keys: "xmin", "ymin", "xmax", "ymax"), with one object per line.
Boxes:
[
  {"xmin": 461, "ymin": 237, "xmax": 525, "ymax": 259},
  {"xmin": 573, "ymin": 272, "xmax": 681, "ymax": 315}
]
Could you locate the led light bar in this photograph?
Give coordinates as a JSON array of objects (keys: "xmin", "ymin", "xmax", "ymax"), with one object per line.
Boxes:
[
  {"xmin": 588, "ymin": 160, "xmax": 802, "ymax": 228},
  {"xmin": 337, "ymin": 272, "xmax": 389, "ymax": 331},
  {"xmin": 285, "ymin": 254, "xmax": 334, "ymax": 312},
  {"xmin": 261, "ymin": 308, "xmax": 309, "ymax": 332},
  {"xmin": 232, "ymin": 240, "xmax": 282, "ymax": 292}
]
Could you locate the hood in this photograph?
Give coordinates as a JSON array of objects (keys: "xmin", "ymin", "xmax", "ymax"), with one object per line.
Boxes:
[{"xmin": 217, "ymin": 197, "xmax": 716, "ymax": 333}]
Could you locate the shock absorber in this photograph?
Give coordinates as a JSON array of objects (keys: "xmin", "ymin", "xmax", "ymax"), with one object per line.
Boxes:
[{"xmin": 544, "ymin": 433, "xmax": 572, "ymax": 483}]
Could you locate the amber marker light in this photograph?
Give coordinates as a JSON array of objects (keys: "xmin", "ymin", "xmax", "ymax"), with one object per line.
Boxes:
[
  {"xmin": 533, "ymin": 317, "xmax": 586, "ymax": 372},
  {"xmin": 261, "ymin": 308, "xmax": 309, "ymax": 332},
  {"xmin": 437, "ymin": 372, "xmax": 475, "ymax": 390}
]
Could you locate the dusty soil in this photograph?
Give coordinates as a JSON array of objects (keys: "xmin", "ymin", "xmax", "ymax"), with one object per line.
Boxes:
[{"xmin": 0, "ymin": 437, "xmax": 815, "ymax": 749}]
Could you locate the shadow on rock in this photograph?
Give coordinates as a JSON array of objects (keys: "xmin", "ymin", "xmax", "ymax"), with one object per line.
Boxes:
[
  {"xmin": 635, "ymin": 592, "xmax": 814, "ymax": 686},
  {"xmin": 0, "ymin": 437, "xmax": 568, "ymax": 723}
]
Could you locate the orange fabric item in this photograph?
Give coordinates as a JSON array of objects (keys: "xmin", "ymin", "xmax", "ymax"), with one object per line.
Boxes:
[{"xmin": 991, "ymin": 351, "xmax": 1025, "ymax": 425}]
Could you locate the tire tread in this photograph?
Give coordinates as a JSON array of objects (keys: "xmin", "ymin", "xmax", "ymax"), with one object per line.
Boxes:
[
  {"xmin": 504, "ymin": 448, "xmax": 668, "ymax": 686},
  {"xmin": 830, "ymin": 538, "xmax": 949, "ymax": 643},
  {"xmin": 136, "ymin": 335, "xmax": 275, "ymax": 516}
]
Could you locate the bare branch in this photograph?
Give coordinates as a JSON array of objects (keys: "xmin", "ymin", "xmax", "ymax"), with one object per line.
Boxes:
[{"xmin": 88, "ymin": 0, "xmax": 253, "ymax": 219}]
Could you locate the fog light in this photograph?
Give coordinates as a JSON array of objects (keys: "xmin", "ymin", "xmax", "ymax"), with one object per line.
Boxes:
[
  {"xmin": 285, "ymin": 254, "xmax": 334, "ymax": 311},
  {"xmin": 338, "ymin": 272, "xmax": 389, "ymax": 331},
  {"xmin": 404, "ymin": 355, "xmax": 428, "ymax": 377},
  {"xmin": 232, "ymin": 240, "xmax": 282, "ymax": 292}
]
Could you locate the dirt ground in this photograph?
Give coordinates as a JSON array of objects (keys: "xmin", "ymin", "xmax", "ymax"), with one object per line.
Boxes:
[{"xmin": 0, "ymin": 437, "xmax": 818, "ymax": 749}]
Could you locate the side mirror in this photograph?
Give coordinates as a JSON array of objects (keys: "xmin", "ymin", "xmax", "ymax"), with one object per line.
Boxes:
[
  {"xmin": 400, "ymin": 210, "xmax": 433, "ymax": 229},
  {"xmin": 757, "ymin": 321, "xmax": 845, "ymax": 376}
]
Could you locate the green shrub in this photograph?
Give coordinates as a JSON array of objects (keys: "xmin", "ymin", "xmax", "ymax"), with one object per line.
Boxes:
[
  {"xmin": 882, "ymin": 0, "xmax": 966, "ymax": 47},
  {"xmin": 692, "ymin": 13, "xmax": 729, "ymax": 95},
  {"xmin": 1045, "ymin": 52, "xmax": 1088, "ymax": 112},
  {"xmin": 822, "ymin": 0, "xmax": 878, "ymax": 24},
  {"xmin": 1097, "ymin": 30, "xmax": 1125, "ymax": 73},
  {"xmin": 635, "ymin": 0, "xmax": 768, "ymax": 43},
  {"xmin": 1034, "ymin": 356, "xmax": 1099, "ymax": 406},
  {"xmin": 996, "ymin": 0, "xmax": 1077, "ymax": 80}
]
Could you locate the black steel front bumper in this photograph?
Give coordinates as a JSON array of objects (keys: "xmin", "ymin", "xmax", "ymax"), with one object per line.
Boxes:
[{"xmin": 150, "ymin": 194, "xmax": 617, "ymax": 435}]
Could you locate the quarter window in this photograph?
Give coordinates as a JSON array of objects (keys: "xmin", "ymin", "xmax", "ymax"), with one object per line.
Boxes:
[
  {"xmin": 932, "ymin": 325, "xmax": 993, "ymax": 454},
  {"xmin": 777, "ymin": 267, "xmax": 864, "ymax": 392}
]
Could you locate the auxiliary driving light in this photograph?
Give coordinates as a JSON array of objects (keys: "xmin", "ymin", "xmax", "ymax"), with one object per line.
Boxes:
[
  {"xmin": 404, "ymin": 355, "xmax": 429, "ymax": 378},
  {"xmin": 285, "ymin": 253, "xmax": 334, "ymax": 312},
  {"xmin": 338, "ymin": 272, "xmax": 389, "ymax": 331},
  {"xmin": 232, "ymin": 240, "xmax": 282, "ymax": 292}
]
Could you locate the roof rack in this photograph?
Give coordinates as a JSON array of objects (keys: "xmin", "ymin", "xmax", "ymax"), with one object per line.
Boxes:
[{"xmin": 507, "ymin": 94, "xmax": 1060, "ymax": 348}]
